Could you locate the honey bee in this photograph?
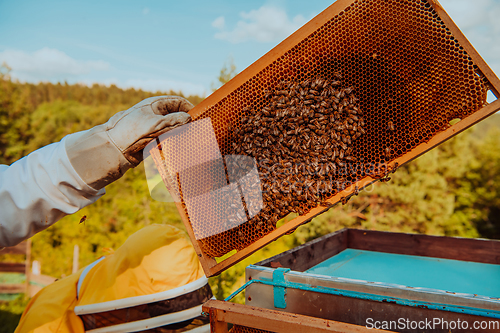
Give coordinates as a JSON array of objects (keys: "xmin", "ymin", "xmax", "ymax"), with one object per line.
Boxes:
[
  {"xmin": 385, "ymin": 147, "xmax": 391, "ymax": 159},
  {"xmin": 387, "ymin": 121, "xmax": 395, "ymax": 131},
  {"xmin": 354, "ymin": 185, "xmax": 359, "ymax": 196},
  {"xmin": 79, "ymin": 215, "xmax": 87, "ymax": 225},
  {"xmin": 380, "ymin": 176, "xmax": 391, "ymax": 183},
  {"xmin": 320, "ymin": 201, "xmax": 333, "ymax": 208},
  {"xmin": 392, "ymin": 162, "xmax": 399, "ymax": 174}
]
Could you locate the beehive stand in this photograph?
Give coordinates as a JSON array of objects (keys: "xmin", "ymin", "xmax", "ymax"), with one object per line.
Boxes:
[{"xmin": 150, "ymin": 0, "xmax": 500, "ymax": 277}]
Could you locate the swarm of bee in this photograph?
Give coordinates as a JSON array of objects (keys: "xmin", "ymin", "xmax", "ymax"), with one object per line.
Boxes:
[{"xmin": 227, "ymin": 75, "xmax": 366, "ymax": 241}]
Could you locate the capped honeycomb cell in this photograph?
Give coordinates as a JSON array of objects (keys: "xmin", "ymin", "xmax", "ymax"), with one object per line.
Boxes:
[{"xmin": 150, "ymin": 0, "xmax": 500, "ymax": 276}]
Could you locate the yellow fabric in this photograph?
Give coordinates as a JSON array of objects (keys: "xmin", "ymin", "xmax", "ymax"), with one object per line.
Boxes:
[
  {"xmin": 15, "ymin": 225, "xmax": 204, "ymax": 333},
  {"xmin": 78, "ymin": 224, "xmax": 204, "ymax": 305},
  {"xmin": 14, "ymin": 269, "xmax": 85, "ymax": 333}
]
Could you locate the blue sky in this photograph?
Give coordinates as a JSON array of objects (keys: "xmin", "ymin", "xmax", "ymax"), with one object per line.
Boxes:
[{"xmin": 1, "ymin": 0, "xmax": 500, "ymax": 97}]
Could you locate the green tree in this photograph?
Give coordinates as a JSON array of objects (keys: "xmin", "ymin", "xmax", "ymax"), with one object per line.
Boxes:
[{"xmin": 211, "ymin": 56, "xmax": 237, "ymax": 92}]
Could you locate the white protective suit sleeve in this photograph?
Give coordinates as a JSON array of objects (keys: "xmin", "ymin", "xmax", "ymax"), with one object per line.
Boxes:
[
  {"xmin": 0, "ymin": 96, "xmax": 192, "ymax": 248},
  {"xmin": 0, "ymin": 137, "xmax": 105, "ymax": 248}
]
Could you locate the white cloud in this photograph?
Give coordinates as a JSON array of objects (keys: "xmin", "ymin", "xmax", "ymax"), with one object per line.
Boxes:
[
  {"xmin": 0, "ymin": 47, "xmax": 109, "ymax": 81},
  {"xmin": 213, "ymin": 5, "xmax": 307, "ymax": 43},
  {"xmin": 212, "ymin": 16, "xmax": 225, "ymax": 30}
]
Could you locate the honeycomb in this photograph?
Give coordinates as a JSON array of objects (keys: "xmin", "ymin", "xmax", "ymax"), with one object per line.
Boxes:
[{"xmin": 150, "ymin": 0, "xmax": 491, "ymax": 259}]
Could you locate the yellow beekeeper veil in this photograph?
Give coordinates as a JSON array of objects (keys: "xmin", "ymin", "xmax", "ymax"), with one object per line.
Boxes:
[{"xmin": 15, "ymin": 224, "xmax": 211, "ymax": 333}]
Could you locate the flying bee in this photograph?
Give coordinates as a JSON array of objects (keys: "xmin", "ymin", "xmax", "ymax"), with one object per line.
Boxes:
[
  {"xmin": 79, "ymin": 215, "xmax": 87, "ymax": 225},
  {"xmin": 387, "ymin": 121, "xmax": 395, "ymax": 131}
]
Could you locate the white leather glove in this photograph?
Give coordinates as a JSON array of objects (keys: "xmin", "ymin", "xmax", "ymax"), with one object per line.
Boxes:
[{"xmin": 65, "ymin": 96, "xmax": 192, "ymax": 190}]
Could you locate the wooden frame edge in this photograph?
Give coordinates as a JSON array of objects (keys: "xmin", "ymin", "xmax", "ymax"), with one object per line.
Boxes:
[
  {"xmin": 202, "ymin": 299, "xmax": 393, "ymax": 333},
  {"xmin": 188, "ymin": 0, "xmax": 355, "ymax": 120},
  {"xmin": 203, "ymin": 98, "xmax": 500, "ymax": 276},
  {"xmin": 173, "ymin": 0, "xmax": 500, "ymax": 277}
]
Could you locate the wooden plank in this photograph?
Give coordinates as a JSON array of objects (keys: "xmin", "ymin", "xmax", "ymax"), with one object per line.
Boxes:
[
  {"xmin": 209, "ymin": 307, "xmax": 228, "ymax": 333},
  {"xmin": 1, "ymin": 242, "xmax": 27, "ymax": 255},
  {"xmin": 203, "ymin": 300, "xmax": 392, "ymax": 333},
  {"xmin": 0, "ymin": 284, "xmax": 25, "ymax": 294},
  {"xmin": 257, "ymin": 228, "xmax": 348, "ymax": 272},
  {"xmin": 348, "ymin": 229, "xmax": 500, "ymax": 264},
  {"xmin": 25, "ymin": 239, "xmax": 31, "ymax": 299},
  {"xmin": 0, "ymin": 262, "xmax": 26, "ymax": 273}
]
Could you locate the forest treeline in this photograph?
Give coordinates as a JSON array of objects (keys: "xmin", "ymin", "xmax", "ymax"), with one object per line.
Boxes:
[{"xmin": 1, "ymin": 65, "xmax": 500, "ymax": 329}]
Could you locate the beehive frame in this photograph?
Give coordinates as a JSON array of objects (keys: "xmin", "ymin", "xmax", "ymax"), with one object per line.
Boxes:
[{"xmin": 151, "ymin": 0, "xmax": 500, "ymax": 277}]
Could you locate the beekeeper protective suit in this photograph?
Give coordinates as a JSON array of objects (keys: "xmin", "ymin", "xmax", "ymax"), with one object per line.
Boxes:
[
  {"xmin": 15, "ymin": 224, "xmax": 212, "ymax": 333},
  {"xmin": 0, "ymin": 96, "xmax": 192, "ymax": 247}
]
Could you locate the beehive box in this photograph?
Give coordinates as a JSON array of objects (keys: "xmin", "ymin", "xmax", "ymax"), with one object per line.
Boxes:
[
  {"xmin": 202, "ymin": 229, "xmax": 500, "ymax": 333},
  {"xmin": 148, "ymin": 0, "xmax": 500, "ymax": 277}
]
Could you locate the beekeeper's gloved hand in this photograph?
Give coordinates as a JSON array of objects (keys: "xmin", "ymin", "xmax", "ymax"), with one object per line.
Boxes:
[{"xmin": 65, "ymin": 96, "xmax": 192, "ymax": 190}]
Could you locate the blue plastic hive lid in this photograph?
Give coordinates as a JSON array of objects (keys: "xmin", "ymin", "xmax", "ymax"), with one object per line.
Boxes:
[{"xmin": 305, "ymin": 249, "xmax": 500, "ymax": 298}]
